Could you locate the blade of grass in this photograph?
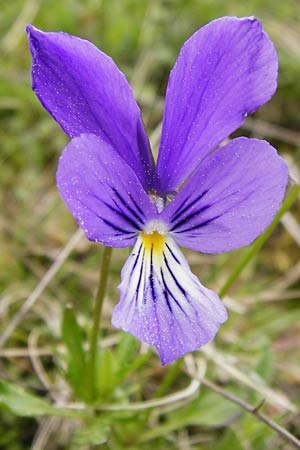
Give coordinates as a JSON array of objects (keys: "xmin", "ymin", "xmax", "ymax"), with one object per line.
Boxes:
[{"xmin": 0, "ymin": 228, "xmax": 84, "ymax": 348}]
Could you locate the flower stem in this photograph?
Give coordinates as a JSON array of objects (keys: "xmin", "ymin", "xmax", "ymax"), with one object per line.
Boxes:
[
  {"xmin": 219, "ymin": 184, "xmax": 300, "ymax": 298},
  {"xmin": 87, "ymin": 246, "xmax": 112, "ymax": 403}
]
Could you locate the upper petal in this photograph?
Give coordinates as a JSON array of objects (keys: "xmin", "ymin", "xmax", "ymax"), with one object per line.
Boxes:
[
  {"xmin": 27, "ymin": 25, "xmax": 154, "ymax": 190},
  {"xmin": 56, "ymin": 134, "xmax": 158, "ymax": 247},
  {"xmin": 155, "ymin": 16, "xmax": 278, "ymax": 194},
  {"xmin": 161, "ymin": 137, "xmax": 288, "ymax": 253},
  {"xmin": 112, "ymin": 234, "xmax": 227, "ymax": 365}
]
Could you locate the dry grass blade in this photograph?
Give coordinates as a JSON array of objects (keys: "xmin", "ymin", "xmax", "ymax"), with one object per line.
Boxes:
[
  {"xmin": 28, "ymin": 330, "xmax": 53, "ymax": 394},
  {"xmin": 31, "ymin": 417, "xmax": 62, "ymax": 450},
  {"xmin": 1, "ymin": 0, "xmax": 41, "ymax": 51},
  {"xmin": 204, "ymin": 381, "xmax": 300, "ymax": 449},
  {"xmin": 0, "ymin": 228, "xmax": 84, "ymax": 348},
  {"xmin": 201, "ymin": 346, "xmax": 297, "ymax": 413},
  {"xmin": 0, "ymin": 347, "xmax": 52, "ymax": 358},
  {"xmin": 57, "ymin": 359, "xmax": 206, "ymax": 413},
  {"xmin": 185, "ymin": 367, "xmax": 300, "ymax": 450},
  {"xmin": 281, "ymin": 212, "xmax": 300, "ymax": 248},
  {"xmin": 243, "ymin": 117, "xmax": 300, "ymax": 147}
]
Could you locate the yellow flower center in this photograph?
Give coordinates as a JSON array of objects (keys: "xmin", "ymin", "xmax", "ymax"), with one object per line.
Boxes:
[{"xmin": 141, "ymin": 231, "xmax": 166, "ymax": 253}]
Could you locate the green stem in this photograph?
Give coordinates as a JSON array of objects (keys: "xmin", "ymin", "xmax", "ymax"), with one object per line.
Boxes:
[
  {"xmin": 87, "ymin": 246, "xmax": 113, "ymax": 403},
  {"xmin": 219, "ymin": 184, "xmax": 300, "ymax": 298}
]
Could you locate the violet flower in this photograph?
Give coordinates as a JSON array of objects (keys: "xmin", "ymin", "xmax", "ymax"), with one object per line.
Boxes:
[{"xmin": 27, "ymin": 17, "xmax": 288, "ymax": 364}]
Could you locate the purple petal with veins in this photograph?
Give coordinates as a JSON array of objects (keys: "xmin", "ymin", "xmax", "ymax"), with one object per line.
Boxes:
[
  {"xmin": 57, "ymin": 134, "xmax": 158, "ymax": 247},
  {"xmin": 28, "ymin": 17, "xmax": 288, "ymax": 364},
  {"xmin": 112, "ymin": 234, "xmax": 227, "ymax": 365},
  {"xmin": 161, "ymin": 137, "xmax": 288, "ymax": 253},
  {"xmin": 26, "ymin": 25, "xmax": 154, "ymax": 191},
  {"xmin": 154, "ymin": 17, "xmax": 278, "ymax": 194}
]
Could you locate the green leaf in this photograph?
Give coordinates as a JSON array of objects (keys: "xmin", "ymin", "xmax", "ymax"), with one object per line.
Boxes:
[
  {"xmin": 0, "ymin": 380, "xmax": 83, "ymax": 418},
  {"xmin": 141, "ymin": 388, "xmax": 240, "ymax": 442},
  {"xmin": 115, "ymin": 333, "xmax": 146, "ymax": 383},
  {"xmin": 241, "ymin": 413, "xmax": 277, "ymax": 448},
  {"xmin": 167, "ymin": 388, "xmax": 240, "ymax": 427},
  {"xmin": 72, "ymin": 417, "xmax": 110, "ymax": 445},
  {"xmin": 255, "ymin": 342, "xmax": 273, "ymax": 382},
  {"xmin": 211, "ymin": 428, "xmax": 243, "ymax": 450},
  {"xmin": 61, "ymin": 306, "xmax": 87, "ymax": 400},
  {"xmin": 114, "ymin": 333, "xmax": 152, "ymax": 384},
  {"xmin": 96, "ymin": 349, "xmax": 117, "ymax": 401},
  {"xmin": 116, "ymin": 334, "xmax": 138, "ymax": 374}
]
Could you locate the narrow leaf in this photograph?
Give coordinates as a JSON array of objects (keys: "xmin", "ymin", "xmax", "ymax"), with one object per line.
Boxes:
[
  {"xmin": 141, "ymin": 389, "xmax": 239, "ymax": 442},
  {"xmin": 73, "ymin": 417, "xmax": 110, "ymax": 445},
  {"xmin": 61, "ymin": 306, "xmax": 87, "ymax": 400},
  {"xmin": 211, "ymin": 428, "xmax": 243, "ymax": 450},
  {"xmin": 0, "ymin": 380, "xmax": 82, "ymax": 418},
  {"xmin": 96, "ymin": 349, "xmax": 117, "ymax": 401},
  {"xmin": 115, "ymin": 333, "xmax": 138, "ymax": 382}
]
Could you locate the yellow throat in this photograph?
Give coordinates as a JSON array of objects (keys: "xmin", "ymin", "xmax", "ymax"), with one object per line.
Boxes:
[{"xmin": 141, "ymin": 231, "xmax": 166, "ymax": 253}]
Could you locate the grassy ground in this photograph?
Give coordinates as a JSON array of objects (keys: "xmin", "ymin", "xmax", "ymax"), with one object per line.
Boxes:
[{"xmin": 1, "ymin": 0, "xmax": 300, "ymax": 449}]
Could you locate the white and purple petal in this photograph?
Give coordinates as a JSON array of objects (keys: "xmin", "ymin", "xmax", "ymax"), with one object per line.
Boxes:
[
  {"xmin": 112, "ymin": 233, "xmax": 227, "ymax": 364},
  {"xmin": 161, "ymin": 137, "xmax": 288, "ymax": 253},
  {"xmin": 26, "ymin": 25, "xmax": 154, "ymax": 190},
  {"xmin": 56, "ymin": 134, "xmax": 158, "ymax": 247},
  {"xmin": 155, "ymin": 16, "xmax": 278, "ymax": 194}
]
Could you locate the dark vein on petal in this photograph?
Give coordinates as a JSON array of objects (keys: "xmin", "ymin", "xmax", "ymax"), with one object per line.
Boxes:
[
  {"xmin": 89, "ymin": 187, "xmax": 143, "ymax": 230},
  {"xmin": 128, "ymin": 192, "xmax": 146, "ymax": 219},
  {"xmin": 150, "ymin": 245, "xmax": 156, "ymax": 303},
  {"xmin": 177, "ymin": 185, "xmax": 258, "ymax": 234},
  {"xmin": 135, "ymin": 248, "xmax": 145, "ymax": 306},
  {"xmin": 165, "ymin": 243, "xmax": 181, "ymax": 264},
  {"xmin": 177, "ymin": 214, "xmax": 222, "ymax": 233},
  {"xmin": 170, "ymin": 204, "xmax": 211, "ymax": 231},
  {"xmin": 171, "ymin": 189, "xmax": 209, "ymax": 222},
  {"xmin": 160, "ymin": 268, "xmax": 172, "ymax": 312},
  {"xmin": 163, "ymin": 253, "xmax": 186, "ymax": 296},
  {"xmin": 170, "ymin": 167, "xmax": 259, "ymax": 232},
  {"xmin": 89, "ymin": 191, "xmax": 141, "ymax": 230},
  {"xmin": 75, "ymin": 197, "xmax": 134, "ymax": 234},
  {"xmin": 112, "ymin": 188, "xmax": 144, "ymax": 224},
  {"xmin": 160, "ymin": 267, "xmax": 188, "ymax": 315},
  {"xmin": 102, "ymin": 199, "xmax": 141, "ymax": 229},
  {"xmin": 130, "ymin": 243, "xmax": 142, "ymax": 277},
  {"xmin": 101, "ymin": 217, "xmax": 132, "ymax": 234}
]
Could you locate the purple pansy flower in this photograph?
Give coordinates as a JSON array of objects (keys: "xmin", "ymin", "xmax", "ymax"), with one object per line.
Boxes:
[{"xmin": 27, "ymin": 17, "xmax": 288, "ymax": 365}]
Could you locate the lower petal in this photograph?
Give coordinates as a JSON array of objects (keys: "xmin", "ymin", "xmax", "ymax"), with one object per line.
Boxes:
[{"xmin": 111, "ymin": 235, "xmax": 227, "ymax": 365}]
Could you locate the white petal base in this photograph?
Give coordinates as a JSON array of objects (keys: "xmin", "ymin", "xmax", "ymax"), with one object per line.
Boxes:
[{"xmin": 112, "ymin": 234, "xmax": 227, "ymax": 364}]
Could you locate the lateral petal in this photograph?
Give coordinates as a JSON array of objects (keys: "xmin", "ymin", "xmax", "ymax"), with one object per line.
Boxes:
[
  {"xmin": 112, "ymin": 234, "xmax": 227, "ymax": 364},
  {"xmin": 161, "ymin": 137, "xmax": 288, "ymax": 253},
  {"xmin": 155, "ymin": 17, "xmax": 278, "ymax": 194},
  {"xmin": 56, "ymin": 134, "xmax": 158, "ymax": 247},
  {"xmin": 26, "ymin": 25, "xmax": 154, "ymax": 190}
]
